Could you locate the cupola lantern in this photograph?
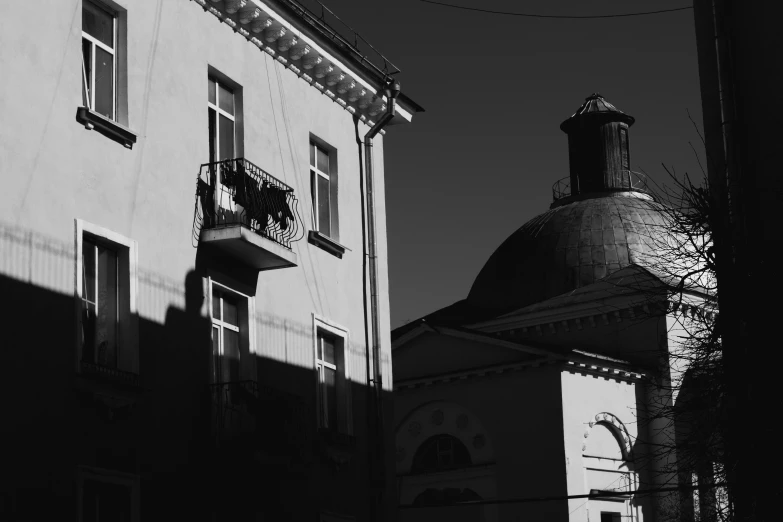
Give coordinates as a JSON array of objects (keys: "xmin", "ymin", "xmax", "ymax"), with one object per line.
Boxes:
[{"xmin": 560, "ymin": 93, "xmax": 636, "ymax": 196}]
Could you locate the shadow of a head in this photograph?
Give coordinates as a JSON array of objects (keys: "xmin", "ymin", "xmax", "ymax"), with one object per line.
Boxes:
[{"xmin": 185, "ymin": 270, "xmax": 204, "ymax": 315}]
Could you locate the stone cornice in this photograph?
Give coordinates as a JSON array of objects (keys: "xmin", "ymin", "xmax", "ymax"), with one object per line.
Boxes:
[
  {"xmin": 194, "ymin": 0, "xmax": 415, "ymax": 131},
  {"xmin": 473, "ymin": 297, "xmax": 717, "ymax": 340},
  {"xmin": 394, "ymin": 353, "xmax": 644, "ymax": 392}
]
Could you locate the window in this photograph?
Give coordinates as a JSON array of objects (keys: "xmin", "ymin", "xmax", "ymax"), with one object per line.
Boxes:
[
  {"xmin": 82, "ymin": 1, "xmax": 116, "ymax": 120},
  {"xmin": 619, "ymin": 127, "xmax": 630, "ymax": 171},
  {"xmin": 77, "ymin": 466, "xmax": 139, "ymax": 522},
  {"xmin": 208, "ymin": 77, "xmax": 236, "ymax": 163},
  {"xmin": 600, "ymin": 513, "xmax": 621, "ymax": 522},
  {"xmin": 411, "ymin": 434, "xmax": 472, "ymax": 474},
  {"xmin": 310, "ymin": 141, "xmax": 338, "ymax": 238},
  {"xmin": 76, "ymin": 220, "xmax": 138, "ymax": 378},
  {"xmin": 313, "ymin": 316, "xmax": 350, "ymax": 433},
  {"xmin": 211, "ymin": 285, "xmax": 241, "ymax": 384}
]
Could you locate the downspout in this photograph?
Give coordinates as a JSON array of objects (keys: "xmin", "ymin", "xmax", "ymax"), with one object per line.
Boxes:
[{"xmin": 362, "ymin": 78, "xmax": 400, "ymax": 522}]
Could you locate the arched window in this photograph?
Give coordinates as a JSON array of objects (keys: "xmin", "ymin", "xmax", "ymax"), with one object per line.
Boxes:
[{"xmin": 411, "ymin": 434, "xmax": 472, "ymax": 474}]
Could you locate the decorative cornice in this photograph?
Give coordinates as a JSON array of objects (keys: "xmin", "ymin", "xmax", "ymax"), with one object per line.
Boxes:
[
  {"xmin": 192, "ymin": 0, "xmax": 413, "ymax": 130},
  {"xmin": 475, "ymin": 297, "xmax": 717, "ymax": 343},
  {"xmin": 395, "ymin": 352, "xmax": 643, "ymax": 391}
]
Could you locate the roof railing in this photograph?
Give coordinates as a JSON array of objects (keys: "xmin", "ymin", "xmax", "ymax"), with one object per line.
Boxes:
[{"xmin": 552, "ymin": 171, "xmax": 651, "ymax": 202}]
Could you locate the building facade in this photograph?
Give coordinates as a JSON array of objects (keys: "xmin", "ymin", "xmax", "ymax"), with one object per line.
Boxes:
[
  {"xmin": 392, "ymin": 95, "xmax": 705, "ymax": 522},
  {"xmin": 0, "ymin": 1, "xmax": 421, "ymax": 520}
]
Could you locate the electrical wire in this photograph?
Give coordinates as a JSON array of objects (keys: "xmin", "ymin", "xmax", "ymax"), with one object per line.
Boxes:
[{"xmin": 419, "ymin": 0, "xmax": 693, "ymax": 19}]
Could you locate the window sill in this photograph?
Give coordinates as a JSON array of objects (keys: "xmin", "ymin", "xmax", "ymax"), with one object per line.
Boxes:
[
  {"xmin": 76, "ymin": 107, "xmax": 137, "ymax": 149},
  {"xmin": 308, "ymin": 231, "xmax": 348, "ymax": 259}
]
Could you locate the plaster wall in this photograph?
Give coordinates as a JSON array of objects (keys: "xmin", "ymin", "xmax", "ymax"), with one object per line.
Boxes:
[
  {"xmin": 394, "ymin": 362, "xmax": 569, "ymax": 521},
  {"xmin": 393, "ymin": 332, "xmax": 536, "ymax": 382},
  {"xmin": 560, "ymin": 369, "xmax": 648, "ymax": 522},
  {"xmin": 0, "ymin": 0, "xmax": 396, "ymax": 519}
]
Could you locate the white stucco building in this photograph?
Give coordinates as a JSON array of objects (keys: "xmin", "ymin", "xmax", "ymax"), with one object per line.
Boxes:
[
  {"xmin": 392, "ymin": 95, "xmax": 706, "ymax": 522},
  {"xmin": 0, "ymin": 1, "xmax": 421, "ymax": 520}
]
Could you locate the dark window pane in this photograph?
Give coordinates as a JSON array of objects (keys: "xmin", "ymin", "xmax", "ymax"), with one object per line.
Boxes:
[
  {"xmin": 309, "ymin": 143, "xmax": 315, "ymax": 167},
  {"xmin": 208, "ymin": 78, "xmax": 216, "ymax": 105},
  {"xmin": 212, "ymin": 291, "xmax": 221, "ymax": 319},
  {"xmin": 208, "ymin": 108, "xmax": 216, "ymax": 164},
  {"xmin": 83, "ymin": 240, "xmax": 96, "ymax": 304},
  {"xmin": 219, "ymin": 114, "xmax": 234, "ymax": 161},
  {"xmin": 222, "ymin": 329, "xmax": 240, "ymax": 382},
  {"xmin": 83, "ymin": 2, "xmax": 114, "ymax": 48},
  {"xmin": 212, "ymin": 326, "xmax": 220, "ymax": 382},
  {"xmin": 96, "ymin": 245, "xmax": 118, "ymax": 368},
  {"xmin": 320, "ymin": 335, "xmax": 336, "ymax": 364},
  {"xmin": 316, "ymin": 147, "xmax": 329, "ymax": 173},
  {"xmin": 82, "ymin": 39, "xmax": 92, "ymax": 108},
  {"xmin": 218, "ymin": 83, "xmax": 234, "ymax": 115},
  {"xmin": 317, "ymin": 175, "xmax": 330, "ymax": 236},
  {"xmin": 94, "ymin": 46, "xmax": 114, "ymax": 119},
  {"xmin": 324, "ymin": 366, "xmax": 337, "ymax": 428},
  {"xmin": 222, "ymin": 297, "xmax": 238, "ymax": 326}
]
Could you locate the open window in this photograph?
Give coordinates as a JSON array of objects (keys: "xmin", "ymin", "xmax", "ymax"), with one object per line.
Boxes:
[{"xmin": 77, "ymin": 0, "xmax": 135, "ymax": 148}]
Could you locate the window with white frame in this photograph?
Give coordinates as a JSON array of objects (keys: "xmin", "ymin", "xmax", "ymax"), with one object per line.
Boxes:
[
  {"xmin": 82, "ymin": 1, "xmax": 117, "ymax": 120},
  {"xmin": 310, "ymin": 141, "xmax": 337, "ymax": 238},
  {"xmin": 208, "ymin": 77, "xmax": 236, "ymax": 163},
  {"xmin": 313, "ymin": 317, "xmax": 350, "ymax": 433},
  {"xmin": 210, "ymin": 283, "xmax": 242, "ymax": 385},
  {"xmin": 77, "ymin": 466, "xmax": 139, "ymax": 522},
  {"xmin": 76, "ymin": 220, "xmax": 138, "ymax": 376}
]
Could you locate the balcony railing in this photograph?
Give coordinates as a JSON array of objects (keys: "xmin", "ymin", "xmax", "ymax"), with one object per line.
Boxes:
[
  {"xmin": 193, "ymin": 158, "xmax": 304, "ymax": 250},
  {"xmin": 209, "ymin": 380, "xmax": 259, "ymax": 443},
  {"xmin": 551, "ymin": 170, "xmax": 651, "ymax": 202}
]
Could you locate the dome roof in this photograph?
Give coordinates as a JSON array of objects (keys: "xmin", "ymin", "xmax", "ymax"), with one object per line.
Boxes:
[
  {"xmin": 560, "ymin": 93, "xmax": 635, "ymax": 133},
  {"xmin": 467, "ymin": 192, "xmax": 670, "ymax": 312}
]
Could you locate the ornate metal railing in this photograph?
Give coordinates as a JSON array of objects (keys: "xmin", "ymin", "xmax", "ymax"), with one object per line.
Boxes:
[
  {"xmin": 552, "ymin": 177, "xmax": 572, "ymax": 201},
  {"xmin": 552, "ymin": 170, "xmax": 651, "ymax": 201},
  {"xmin": 80, "ymin": 360, "xmax": 140, "ymax": 387},
  {"xmin": 209, "ymin": 380, "xmax": 259, "ymax": 441},
  {"xmin": 193, "ymin": 158, "xmax": 304, "ymax": 249}
]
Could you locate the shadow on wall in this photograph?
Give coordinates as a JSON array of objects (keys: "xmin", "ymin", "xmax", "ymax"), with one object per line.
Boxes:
[{"xmin": 0, "ymin": 222, "xmax": 395, "ymax": 522}]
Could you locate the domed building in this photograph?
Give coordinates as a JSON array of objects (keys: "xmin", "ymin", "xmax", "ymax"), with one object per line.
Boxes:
[{"xmin": 392, "ymin": 95, "xmax": 703, "ymax": 522}]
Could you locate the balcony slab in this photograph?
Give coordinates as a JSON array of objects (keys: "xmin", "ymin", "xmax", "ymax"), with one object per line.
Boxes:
[{"xmin": 200, "ymin": 224, "xmax": 297, "ymax": 271}]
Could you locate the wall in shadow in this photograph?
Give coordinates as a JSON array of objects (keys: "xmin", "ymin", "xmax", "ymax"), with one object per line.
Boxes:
[{"xmin": 0, "ymin": 225, "xmax": 396, "ymax": 522}]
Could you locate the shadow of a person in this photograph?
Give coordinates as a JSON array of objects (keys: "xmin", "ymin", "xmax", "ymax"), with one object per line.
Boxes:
[{"xmin": 157, "ymin": 270, "xmax": 213, "ymax": 519}]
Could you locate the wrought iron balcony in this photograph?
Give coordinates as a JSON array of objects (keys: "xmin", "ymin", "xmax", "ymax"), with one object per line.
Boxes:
[
  {"xmin": 209, "ymin": 380, "xmax": 259, "ymax": 444},
  {"xmin": 552, "ymin": 170, "xmax": 651, "ymax": 202},
  {"xmin": 208, "ymin": 380, "xmax": 313, "ymax": 473},
  {"xmin": 193, "ymin": 158, "xmax": 304, "ymax": 270}
]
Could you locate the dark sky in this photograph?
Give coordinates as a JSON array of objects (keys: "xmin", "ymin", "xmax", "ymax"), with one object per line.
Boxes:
[{"xmin": 303, "ymin": 0, "xmax": 704, "ymax": 329}]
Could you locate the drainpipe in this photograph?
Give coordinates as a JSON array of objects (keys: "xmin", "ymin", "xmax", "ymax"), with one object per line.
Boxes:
[{"xmin": 363, "ymin": 77, "xmax": 400, "ymax": 521}]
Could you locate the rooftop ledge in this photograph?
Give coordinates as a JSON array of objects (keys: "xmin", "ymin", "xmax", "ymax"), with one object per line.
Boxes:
[{"xmin": 192, "ymin": 0, "xmax": 423, "ymax": 128}]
